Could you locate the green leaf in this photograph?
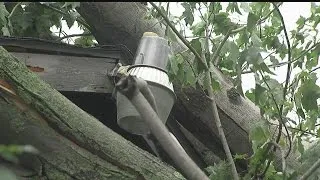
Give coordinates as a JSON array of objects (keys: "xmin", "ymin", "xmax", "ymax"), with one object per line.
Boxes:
[
  {"xmin": 63, "ymin": 12, "xmax": 78, "ymax": 29},
  {"xmin": 168, "ymin": 55, "xmax": 179, "ymax": 75},
  {"xmin": 190, "ymin": 38, "xmax": 202, "ymax": 57},
  {"xmin": 74, "ymin": 35, "xmax": 94, "ymax": 47},
  {"xmin": 206, "ymin": 161, "xmax": 232, "ymax": 180},
  {"xmin": 245, "ymin": 90, "xmax": 255, "ymax": 103},
  {"xmin": 185, "ymin": 65, "xmax": 196, "ymax": 88},
  {"xmin": 306, "ymin": 50, "xmax": 319, "ymax": 70},
  {"xmin": 269, "ymin": 55, "xmax": 279, "ymax": 65},
  {"xmin": 191, "ymin": 21, "xmax": 205, "ymax": 36},
  {"xmin": 208, "ymin": 2, "xmax": 222, "ymax": 14},
  {"xmin": 297, "ymin": 137, "xmax": 304, "ymax": 155},
  {"xmin": 296, "ymin": 16, "xmax": 306, "ymax": 30},
  {"xmin": 259, "ymin": 62, "xmax": 276, "ymax": 75},
  {"xmin": 212, "ymin": 12, "xmax": 235, "ymax": 35},
  {"xmin": 211, "ymin": 78, "xmax": 221, "ymax": 91},
  {"xmin": 247, "ymin": 12, "xmax": 259, "ymax": 33},
  {"xmin": 299, "ymin": 80, "xmax": 320, "ymax": 112},
  {"xmin": 181, "ymin": 2, "xmax": 194, "ymax": 26},
  {"xmin": 226, "ymin": 2, "xmax": 242, "ymax": 15},
  {"xmin": 249, "ymin": 122, "xmax": 270, "ymax": 149}
]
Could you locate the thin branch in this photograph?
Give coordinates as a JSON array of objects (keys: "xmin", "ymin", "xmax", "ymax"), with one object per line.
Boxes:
[
  {"xmin": 203, "ymin": 7, "xmax": 239, "ymax": 180},
  {"xmin": 242, "ymin": 41, "xmax": 320, "ymax": 74},
  {"xmin": 56, "ymin": 33, "xmax": 92, "ymax": 41},
  {"xmin": 8, "ymin": 2, "xmax": 22, "ymax": 19},
  {"xmin": 257, "ymin": 71, "xmax": 291, "ymax": 178},
  {"xmin": 164, "ymin": 2, "xmax": 170, "ymax": 37},
  {"xmin": 198, "ymin": 4, "xmax": 206, "ymax": 23},
  {"xmin": 310, "ymin": 66, "xmax": 320, "ymax": 73},
  {"xmin": 213, "ymin": 30, "xmax": 231, "ymax": 66},
  {"xmin": 272, "ymin": 2, "xmax": 292, "ymax": 150},
  {"xmin": 259, "ymin": 71, "xmax": 284, "ymax": 145},
  {"xmin": 298, "ymin": 158, "xmax": 320, "ymax": 180},
  {"xmin": 268, "ymin": 122, "xmax": 319, "ymax": 137},
  {"xmin": 149, "ymin": 2, "xmax": 208, "ymax": 70}
]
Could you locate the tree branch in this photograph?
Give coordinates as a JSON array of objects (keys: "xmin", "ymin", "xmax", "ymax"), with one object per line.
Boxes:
[
  {"xmin": 149, "ymin": 2, "xmax": 208, "ymax": 70},
  {"xmin": 116, "ymin": 76, "xmax": 210, "ymax": 180},
  {"xmin": 272, "ymin": 2, "xmax": 292, "ymax": 157},
  {"xmin": 213, "ymin": 30, "xmax": 231, "ymax": 66},
  {"xmin": 203, "ymin": 7, "xmax": 239, "ymax": 179},
  {"xmin": 310, "ymin": 66, "xmax": 320, "ymax": 73},
  {"xmin": 56, "ymin": 33, "xmax": 92, "ymax": 41},
  {"xmin": 8, "ymin": 2, "xmax": 22, "ymax": 19},
  {"xmin": 242, "ymin": 41, "xmax": 320, "ymax": 74},
  {"xmin": 298, "ymin": 158, "xmax": 320, "ymax": 180}
]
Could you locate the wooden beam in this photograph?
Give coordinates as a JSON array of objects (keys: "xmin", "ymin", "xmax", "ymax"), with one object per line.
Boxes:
[{"xmin": 12, "ymin": 52, "xmax": 117, "ymax": 93}]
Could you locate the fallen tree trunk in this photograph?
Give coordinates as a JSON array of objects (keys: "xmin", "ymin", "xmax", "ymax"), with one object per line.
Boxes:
[
  {"xmin": 78, "ymin": 1, "xmax": 260, "ymax": 164},
  {"xmin": 0, "ymin": 46, "xmax": 183, "ymax": 179}
]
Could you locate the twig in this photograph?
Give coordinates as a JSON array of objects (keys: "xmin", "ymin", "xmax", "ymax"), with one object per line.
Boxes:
[
  {"xmin": 198, "ymin": 4, "xmax": 206, "ymax": 23},
  {"xmin": 298, "ymin": 158, "xmax": 320, "ymax": 180},
  {"xmin": 272, "ymin": 2, "xmax": 292, "ymax": 156},
  {"xmin": 213, "ymin": 30, "xmax": 231, "ymax": 66},
  {"xmin": 268, "ymin": 122, "xmax": 319, "ymax": 138},
  {"xmin": 206, "ymin": 78, "xmax": 239, "ymax": 179},
  {"xmin": 310, "ymin": 66, "xmax": 320, "ymax": 73},
  {"xmin": 116, "ymin": 76, "xmax": 209, "ymax": 180},
  {"xmin": 56, "ymin": 33, "xmax": 92, "ymax": 41},
  {"xmin": 149, "ymin": 2, "xmax": 208, "ymax": 70},
  {"xmin": 164, "ymin": 2, "xmax": 170, "ymax": 37}
]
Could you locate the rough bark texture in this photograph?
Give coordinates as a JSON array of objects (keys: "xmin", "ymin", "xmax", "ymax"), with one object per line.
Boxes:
[{"xmin": 0, "ymin": 46, "xmax": 183, "ymax": 179}]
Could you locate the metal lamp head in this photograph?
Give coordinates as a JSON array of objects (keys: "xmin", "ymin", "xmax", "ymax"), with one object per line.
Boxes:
[{"xmin": 116, "ymin": 32, "xmax": 176, "ymax": 135}]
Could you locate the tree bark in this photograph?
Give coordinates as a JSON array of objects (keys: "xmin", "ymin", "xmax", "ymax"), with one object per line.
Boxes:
[{"xmin": 0, "ymin": 46, "xmax": 183, "ymax": 179}]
